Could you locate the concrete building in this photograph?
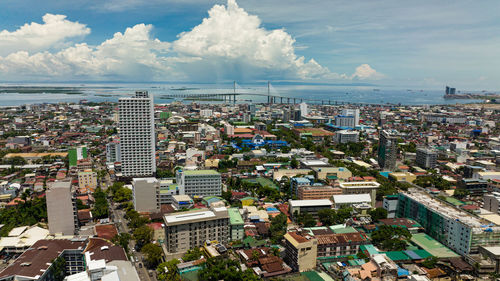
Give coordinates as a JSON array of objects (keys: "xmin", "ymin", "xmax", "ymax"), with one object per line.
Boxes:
[
  {"xmin": 289, "ymin": 199, "xmax": 333, "ymax": 219},
  {"xmin": 284, "ymin": 232, "xmax": 318, "ymax": 272},
  {"xmin": 78, "ymin": 169, "xmax": 97, "ymax": 191},
  {"xmin": 335, "ymin": 108, "xmax": 360, "ymax": 128},
  {"xmin": 118, "ymin": 91, "xmax": 156, "ymax": 177},
  {"xmin": 228, "ymin": 208, "xmax": 244, "ymax": 241},
  {"xmin": 484, "ymin": 193, "xmax": 500, "ymax": 214},
  {"xmin": 459, "ymin": 178, "xmax": 489, "ymax": 196},
  {"xmin": 388, "ymin": 172, "xmax": 416, "ymax": 183},
  {"xmin": 378, "ymin": 130, "xmax": 397, "ymax": 171},
  {"xmin": 176, "ymin": 169, "xmax": 222, "ymax": 198},
  {"xmin": 383, "ymin": 195, "xmax": 399, "ymax": 218},
  {"xmin": 105, "ymin": 141, "xmax": 121, "ymax": 164},
  {"xmin": 312, "ymin": 167, "xmax": 352, "ymax": 181},
  {"xmin": 290, "ymin": 176, "xmax": 314, "ymax": 197},
  {"xmin": 132, "ymin": 178, "xmax": 160, "ymax": 213},
  {"xmin": 334, "ymin": 130, "xmax": 359, "ymax": 143},
  {"xmin": 46, "ymin": 181, "xmax": 78, "ymax": 235},
  {"xmin": 163, "ymin": 207, "xmax": 229, "ymax": 254},
  {"xmin": 332, "ymin": 194, "xmax": 372, "ymax": 209},
  {"xmin": 299, "ymin": 102, "xmax": 308, "ymax": 117},
  {"xmin": 298, "ymin": 185, "xmax": 341, "ymax": 200},
  {"xmin": 416, "ymin": 148, "xmax": 438, "ymax": 169},
  {"xmin": 397, "ymin": 188, "xmax": 500, "ymax": 256},
  {"xmin": 339, "ymin": 181, "xmax": 380, "ymax": 207},
  {"xmin": 172, "ymin": 195, "xmax": 194, "ymax": 210}
]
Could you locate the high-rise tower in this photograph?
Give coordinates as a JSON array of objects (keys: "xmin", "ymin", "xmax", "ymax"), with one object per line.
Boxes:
[{"xmin": 118, "ymin": 91, "xmax": 156, "ymax": 177}]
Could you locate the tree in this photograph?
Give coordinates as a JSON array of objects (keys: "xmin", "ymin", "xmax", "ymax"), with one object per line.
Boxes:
[
  {"xmin": 270, "ymin": 247, "xmax": 280, "ymax": 257},
  {"xmin": 368, "ymin": 208, "xmax": 388, "ymax": 222},
  {"xmin": 133, "ymin": 225, "xmax": 153, "ymax": 249},
  {"xmin": 421, "ymin": 256, "xmax": 438, "ymax": 269},
  {"xmin": 112, "ymin": 233, "xmax": 131, "ymax": 254},
  {"xmin": 318, "ymin": 209, "xmax": 337, "ymax": 226},
  {"xmin": 270, "ymin": 213, "xmax": 287, "ymax": 244},
  {"xmin": 299, "ymin": 212, "xmax": 316, "ymax": 227},
  {"xmin": 76, "ymin": 199, "xmax": 89, "ymax": 210},
  {"xmin": 157, "ymin": 259, "xmax": 180, "ymax": 281},
  {"xmin": 453, "ymin": 188, "xmax": 469, "ymax": 200},
  {"xmin": 113, "ymin": 187, "xmax": 132, "ymax": 202},
  {"xmin": 50, "ymin": 256, "xmax": 66, "ymax": 281},
  {"xmin": 142, "ymin": 243, "xmax": 163, "ymax": 268},
  {"xmin": 198, "ymin": 257, "xmax": 260, "ymax": 281},
  {"xmin": 251, "ymin": 250, "xmax": 260, "ymax": 261},
  {"xmin": 183, "ymin": 247, "xmax": 203, "ymax": 262},
  {"xmin": 92, "ymin": 188, "xmax": 109, "ymax": 219},
  {"xmin": 371, "ymin": 225, "xmax": 412, "ymax": 251},
  {"xmin": 290, "ymin": 158, "xmax": 299, "ymax": 169}
]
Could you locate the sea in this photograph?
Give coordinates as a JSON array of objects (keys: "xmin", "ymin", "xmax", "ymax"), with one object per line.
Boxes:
[{"xmin": 0, "ymin": 83, "xmax": 483, "ymax": 106}]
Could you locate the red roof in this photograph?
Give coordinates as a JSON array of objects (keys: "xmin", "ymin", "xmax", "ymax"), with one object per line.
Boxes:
[{"xmin": 95, "ymin": 224, "xmax": 118, "ymax": 241}]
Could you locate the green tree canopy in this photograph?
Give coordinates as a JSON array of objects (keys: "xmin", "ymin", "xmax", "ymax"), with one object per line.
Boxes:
[{"xmin": 371, "ymin": 225, "xmax": 412, "ymax": 251}]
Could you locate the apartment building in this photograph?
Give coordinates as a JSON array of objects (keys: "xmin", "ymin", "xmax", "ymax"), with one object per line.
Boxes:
[
  {"xmin": 46, "ymin": 180, "xmax": 78, "ymax": 235},
  {"xmin": 228, "ymin": 207, "xmax": 244, "ymax": 241},
  {"xmin": 284, "ymin": 232, "xmax": 318, "ymax": 272},
  {"xmin": 132, "ymin": 178, "xmax": 160, "ymax": 213},
  {"xmin": 339, "ymin": 181, "xmax": 380, "ymax": 207},
  {"xmin": 78, "ymin": 169, "xmax": 97, "ymax": 191},
  {"xmin": 118, "ymin": 91, "xmax": 156, "ymax": 177},
  {"xmin": 163, "ymin": 207, "xmax": 230, "ymax": 254},
  {"xmin": 397, "ymin": 188, "xmax": 500, "ymax": 256},
  {"xmin": 176, "ymin": 169, "xmax": 222, "ymax": 198}
]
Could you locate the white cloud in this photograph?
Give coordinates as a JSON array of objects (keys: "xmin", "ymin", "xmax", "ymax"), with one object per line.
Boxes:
[
  {"xmin": 351, "ymin": 63, "xmax": 384, "ymax": 80},
  {"xmin": 0, "ymin": 1, "xmax": 383, "ymax": 82},
  {"xmin": 0, "ymin": 14, "xmax": 90, "ymax": 56}
]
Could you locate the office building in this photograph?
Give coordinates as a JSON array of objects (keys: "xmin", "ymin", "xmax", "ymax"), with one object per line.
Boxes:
[
  {"xmin": 311, "ymin": 167, "xmax": 352, "ymax": 181},
  {"xmin": 378, "ymin": 130, "xmax": 397, "ymax": 171},
  {"xmin": 334, "ymin": 130, "xmax": 359, "ymax": 143},
  {"xmin": 106, "ymin": 141, "xmax": 121, "ymax": 164},
  {"xmin": 339, "ymin": 181, "xmax": 380, "ymax": 207},
  {"xmin": 228, "ymin": 208, "xmax": 244, "ymax": 241},
  {"xmin": 284, "ymin": 232, "xmax": 317, "ymax": 272},
  {"xmin": 176, "ymin": 169, "xmax": 222, "ymax": 198},
  {"xmin": 78, "ymin": 170, "xmax": 98, "ymax": 191},
  {"xmin": 416, "ymin": 148, "xmax": 438, "ymax": 169},
  {"xmin": 397, "ymin": 188, "xmax": 500, "ymax": 256},
  {"xmin": 46, "ymin": 181, "xmax": 78, "ymax": 235},
  {"xmin": 118, "ymin": 91, "xmax": 156, "ymax": 177},
  {"xmin": 163, "ymin": 206, "xmax": 229, "ymax": 253},
  {"xmin": 132, "ymin": 178, "xmax": 160, "ymax": 213},
  {"xmin": 289, "ymin": 199, "xmax": 333, "ymax": 219}
]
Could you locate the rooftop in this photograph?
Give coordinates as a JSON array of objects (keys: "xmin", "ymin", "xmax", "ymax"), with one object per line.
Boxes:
[
  {"xmin": 164, "ymin": 207, "xmax": 228, "ymax": 226},
  {"xmin": 183, "ymin": 170, "xmax": 220, "ymax": 176},
  {"xmin": 332, "ymin": 194, "xmax": 371, "ymax": 204},
  {"xmin": 289, "ymin": 199, "xmax": 333, "ymax": 208},
  {"xmin": 228, "ymin": 208, "xmax": 244, "ymax": 225}
]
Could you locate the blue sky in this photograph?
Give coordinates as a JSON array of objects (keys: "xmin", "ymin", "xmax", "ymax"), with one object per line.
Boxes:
[{"xmin": 0, "ymin": 0, "xmax": 499, "ymax": 90}]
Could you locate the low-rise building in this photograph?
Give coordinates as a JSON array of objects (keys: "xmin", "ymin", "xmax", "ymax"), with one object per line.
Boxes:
[
  {"xmin": 312, "ymin": 167, "xmax": 352, "ymax": 181},
  {"xmin": 332, "ymin": 194, "xmax": 372, "ymax": 209},
  {"xmin": 172, "ymin": 195, "xmax": 194, "ymax": 210},
  {"xmin": 284, "ymin": 232, "xmax": 318, "ymax": 272},
  {"xmin": 298, "ymin": 185, "xmax": 341, "ymax": 200},
  {"xmin": 163, "ymin": 206, "xmax": 229, "ymax": 254},
  {"xmin": 389, "ymin": 172, "xmax": 417, "ymax": 183},
  {"xmin": 77, "ymin": 169, "xmax": 97, "ymax": 191},
  {"xmin": 289, "ymin": 199, "xmax": 332, "ymax": 219},
  {"xmin": 339, "ymin": 181, "xmax": 380, "ymax": 207}
]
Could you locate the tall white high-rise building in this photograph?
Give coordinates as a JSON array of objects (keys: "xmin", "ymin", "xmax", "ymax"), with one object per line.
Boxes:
[
  {"xmin": 118, "ymin": 91, "xmax": 156, "ymax": 177},
  {"xmin": 299, "ymin": 102, "xmax": 308, "ymax": 117}
]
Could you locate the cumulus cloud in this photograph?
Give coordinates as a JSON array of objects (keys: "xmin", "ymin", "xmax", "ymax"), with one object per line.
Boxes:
[
  {"xmin": 0, "ymin": 1, "xmax": 383, "ymax": 82},
  {"xmin": 0, "ymin": 14, "xmax": 90, "ymax": 56},
  {"xmin": 351, "ymin": 63, "xmax": 384, "ymax": 80}
]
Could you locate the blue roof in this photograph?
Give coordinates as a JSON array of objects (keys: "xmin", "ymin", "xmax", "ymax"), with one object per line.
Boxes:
[
  {"xmin": 404, "ymin": 250, "xmax": 422, "ymax": 260},
  {"xmin": 379, "ymin": 171, "xmax": 390, "ymax": 178},
  {"xmin": 397, "ymin": 267, "xmax": 409, "ymax": 277},
  {"xmin": 292, "ymin": 177, "xmax": 312, "ymax": 183}
]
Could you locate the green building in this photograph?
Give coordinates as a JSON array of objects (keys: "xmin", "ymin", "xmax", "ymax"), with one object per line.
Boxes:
[{"xmin": 228, "ymin": 208, "xmax": 244, "ymax": 241}]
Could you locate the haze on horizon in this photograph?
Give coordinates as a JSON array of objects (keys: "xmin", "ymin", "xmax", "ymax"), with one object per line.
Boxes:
[{"xmin": 0, "ymin": 0, "xmax": 499, "ymax": 90}]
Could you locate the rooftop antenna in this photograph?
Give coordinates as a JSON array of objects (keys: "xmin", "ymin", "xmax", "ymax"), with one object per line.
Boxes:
[{"xmin": 268, "ymin": 81, "xmax": 270, "ymax": 104}]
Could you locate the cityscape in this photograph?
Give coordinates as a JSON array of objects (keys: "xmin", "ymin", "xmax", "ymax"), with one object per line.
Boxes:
[{"xmin": 0, "ymin": 1, "xmax": 500, "ymax": 281}]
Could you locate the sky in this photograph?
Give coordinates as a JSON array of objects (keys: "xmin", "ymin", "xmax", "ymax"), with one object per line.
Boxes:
[{"xmin": 0, "ymin": 0, "xmax": 499, "ymax": 90}]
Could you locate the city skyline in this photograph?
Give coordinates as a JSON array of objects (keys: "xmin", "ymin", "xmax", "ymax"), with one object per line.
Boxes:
[{"xmin": 0, "ymin": 0, "xmax": 499, "ymax": 90}]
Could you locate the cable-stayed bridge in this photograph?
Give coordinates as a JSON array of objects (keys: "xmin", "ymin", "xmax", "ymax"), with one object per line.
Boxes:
[{"xmin": 159, "ymin": 82, "xmax": 366, "ymax": 105}]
